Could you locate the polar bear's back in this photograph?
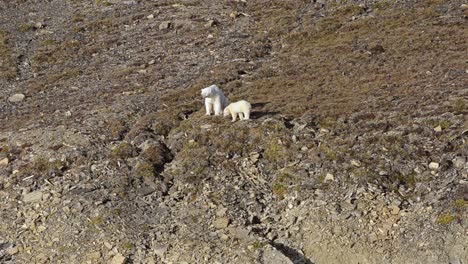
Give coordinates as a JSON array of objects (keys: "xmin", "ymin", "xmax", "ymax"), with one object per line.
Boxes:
[
  {"xmin": 220, "ymin": 90, "xmax": 229, "ymax": 108},
  {"xmin": 230, "ymin": 100, "xmax": 251, "ymax": 112}
]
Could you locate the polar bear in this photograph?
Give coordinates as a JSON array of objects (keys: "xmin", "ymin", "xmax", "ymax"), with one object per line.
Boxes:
[
  {"xmin": 223, "ymin": 100, "xmax": 251, "ymax": 122},
  {"xmin": 201, "ymin": 85, "xmax": 229, "ymax": 116}
]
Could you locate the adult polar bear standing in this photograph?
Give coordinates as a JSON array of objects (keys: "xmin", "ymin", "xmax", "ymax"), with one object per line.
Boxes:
[{"xmin": 201, "ymin": 84, "xmax": 229, "ymax": 116}]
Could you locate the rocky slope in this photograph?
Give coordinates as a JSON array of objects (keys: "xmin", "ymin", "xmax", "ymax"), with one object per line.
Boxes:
[{"xmin": 0, "ymin": 0, "xmax": 467, "ymax": 263}]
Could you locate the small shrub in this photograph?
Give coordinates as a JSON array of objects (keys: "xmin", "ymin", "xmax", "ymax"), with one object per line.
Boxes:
[
  {"xmin": 437, "ymin": 213, "xmax": 454, "ymax": 225},
  {"xmin": 89, "ymin": 216, "xmax": 104, "ymax": 226},
  {"xmin": 250, "ymin": 241, "xmax": 267, "ymax": 250},
  {"xmin": 135, "ymin": 161, "xmax": 155, "ymax": 178},
  {"xmin": 264, "ymin": 138, "xmax": 284, "ymax": 162},
  {"xmin": 111, "ymin": 142, "xmax": 134, "ymax": 159},
  {"xmin": 272, "ymin": 183, "xmax": 288, "ymax": 198},
  {"xmin": 454, "ymin": 199, "xmax": 467, "ymax": 208},
  {"xmin": 18, "ymin": 23, "xmax": 34, "ymax": 32}
]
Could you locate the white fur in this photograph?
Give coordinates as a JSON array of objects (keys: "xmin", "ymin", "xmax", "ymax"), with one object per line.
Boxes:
[
  {"xmin": 201, "ymin": 85, "xmax": 229, "ymax": 116},
  {"xmin": 223, "ymin": 100, "xmax": 251, "ymax": 122}
]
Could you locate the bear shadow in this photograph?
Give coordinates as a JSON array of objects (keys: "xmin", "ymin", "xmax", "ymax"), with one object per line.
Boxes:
[
  {"xmin": 250, "ymin": 102, "xmax": 278, "ymax": 119},
  {"xmin": 271, "ymin": 242, "xmax": 315, "ymax": 264},
  {"xmin": 251, "ymin": 102, "xmax": 270, "ymax": 108},
  {"xmin": 250, "ymin": 111, "xmax": 279, "ymax": 119}
]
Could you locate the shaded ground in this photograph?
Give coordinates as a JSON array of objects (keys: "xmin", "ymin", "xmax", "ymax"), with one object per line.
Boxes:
[{"xmin": 0, "ymin": 0, "xmax": 467, "ymax": 263}]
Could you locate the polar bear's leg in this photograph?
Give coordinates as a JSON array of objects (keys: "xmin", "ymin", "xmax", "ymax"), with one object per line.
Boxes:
[
  {"xmin": 243, "ymin": 110, "xmax": 250, "ymax": 120},
  {"xmin": 214, "ymin": 97, "xmax": 223, "ymax": 116},
  {"xmin": 205, "ymin": 100, "xmax": 212, "ymax": 115},
  {"xmin": 238, "ymin": 112, "xmax": 244, "ymax": 120},
  {"xmin": 231, "ymin": 112, "xmax": 237, "ymax": 122}
]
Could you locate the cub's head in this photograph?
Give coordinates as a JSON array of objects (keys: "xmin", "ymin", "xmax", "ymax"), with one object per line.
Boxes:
[
  {"xmin": 201, "ymin": 84, "xmax": 219, "ymax": 98},
  {"xmin": 223, "ymin": 106, "xmax": 230, "ymax": 117}
]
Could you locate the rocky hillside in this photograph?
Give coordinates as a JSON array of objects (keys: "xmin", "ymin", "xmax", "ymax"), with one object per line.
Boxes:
[{"xmin": 0, "ymin": 0, "xmax": 467, "ymax": 263}]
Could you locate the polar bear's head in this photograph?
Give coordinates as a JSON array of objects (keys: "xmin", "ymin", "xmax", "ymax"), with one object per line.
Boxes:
[
  {"xmin": 223, "ymin": 106, "xmax": 231, "ymax": 117},
  {"xmin": 201, "ymin": 85, "xmax": 219, "ymax": 98}
]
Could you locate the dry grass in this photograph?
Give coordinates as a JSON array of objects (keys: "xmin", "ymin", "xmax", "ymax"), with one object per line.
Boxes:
[
  {"xmin": 228, "ymin": 0, "xmax": 468, "ymax": 119},
  {"xmin": 0, "ymin": 29, "xmax": 17, "ymax": 80}
]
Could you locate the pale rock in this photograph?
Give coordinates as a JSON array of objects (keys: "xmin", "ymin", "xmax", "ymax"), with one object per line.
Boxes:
[
  {"xmin": 216, "ymin": 207, "xmax": 227, "ymax": 217},
  {"xmin": 147, "ymin": 14, "xmax": 154, "ymax": 19},
  {"xmin": 204, "ymin": 20, "xmax": 216, "ymax": 28},
  {"xmin": 35, "ymin": 22, "xmax": 44, "ymax": 29},
  {"xmin": 262, "ymin": 245, "xmax": 293, "ymax": 264},
  {"xmin": 429, "ymin": 162, "xmax": 439, "ymax": 170},
  {"xmin": 104, "ymin": 241, "xmax": 113, "ymax": 250},
  {"xmin": 6, "ymin": 246, "xmax": 19, "ymax": 255},
  {"xmin": 110, "ymin": 253, "xmax": 126, "ymax": 264},
  {"xmin": 23, "ymin": 190, "xmax": 43, "ymax": 203},
  {"xmin": 9, "ymin": 94, "xmax": 25, "ymax": 103},
  {"xmin": 153, "ymin": 243, "xmax": 168, "ymax": 257},
  {"xmin": 159, "ymin": 21, "xmax": 171, "ymax": 30},
  {"xmin": 319, "ymin": 128, "xmax": 330, "ymax": 133},
  {"xmin": 453, "ymin": 157, "xmax": 466, "ymax": 168},
  {"xmin": 324, "ymin": 173, "xmax": 334, "ymax": 182},
  {"xmin": 388, "ymin": 205, "xmax": 400, "ymax": 215},
  {"xmin": 434, "ymin": 125, "xmax": 442, "ymax": 132},
  {"xmin": 351, "ymin": 160, "xmax": 361, "ymax": 167},
  {"xmin": 0, "ymin": 157, "xmax": 8, "ymax": 166},
  {"xmin": 87, "ymin": 251, "xmax": 101, "ymax": 260},
  {"xmin": 214, "ymin": 217, "xmax": 229, "ymax": 229}
]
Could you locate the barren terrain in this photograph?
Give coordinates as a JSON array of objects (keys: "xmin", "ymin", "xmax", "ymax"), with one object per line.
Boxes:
[{"xmin": 0, "ymin": 0, "xmax": 467, "ymax": 263}]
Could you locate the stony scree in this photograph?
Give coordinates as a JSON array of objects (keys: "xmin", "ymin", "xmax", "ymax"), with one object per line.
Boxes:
[{"xmin": 0, "ymin": 0, "xmax": 467, "ymax": 264}]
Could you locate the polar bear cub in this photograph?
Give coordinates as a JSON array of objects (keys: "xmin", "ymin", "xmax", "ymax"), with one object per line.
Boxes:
[
  {"xmin": 201, "ymin": 84, "xmax": 229, "ymax": 116},
  {"xmin": 223, "ymin": 100, "xmax": 251, "ymax": 122}
]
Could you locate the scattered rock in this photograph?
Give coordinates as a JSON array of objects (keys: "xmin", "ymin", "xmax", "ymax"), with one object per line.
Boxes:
[
  {"xmin": 351, "ymin": 160, "xmax": 361, "ymax": 167},
  {"xmin": 453, "ymin": 157, "xmax": 466, "ymax": 168},
  {"xmin": 262, "ymin": 245, "xmax": 293, "ymax": 264},
  {"xmin": 110, "ymin": 253, "xmax": 127, "ymax": 264},
  {"xmin": 8, "ymin": 94, "xmax": 25, "ymax": 103},
  {"xmin": 86, "ymin": 251, "xmax": 101, "ymax": 261},
  {"xmin": 0, "ymin": 158, "xmax": 8, "ymax": 167},
  {"xmin": 429, "ymin": 162, "xmax": 439, "ymax": 170},
  {"xmin": 204, "ymin": 20, "xmax": 217, "ymax": 28},
  {"xmin": 34, "ymin": 22, "xmax": 44, "ymax": 29},
  {"xmin": 434, "ymin": 125, "xmax": 442, "ymax": 132},
  {"xmin": 147, "ymin": 14, "xmax": 154, "ymax": 19},
  {"xmin": 230, "ymin": 12, "xmax": 240, "ymax": 19},
  {"xmin": 6, "ymin": 246, "xmax": 19, "ymax": 255},
  {"xmin": 122, "ymin": 0, "xmax": 137, "ymax": 5},
  {"xmin": 65, "ymin": 111, "xmax": 72, "ymax": 117},
  {"xmin": 153, "ymin": 243, "xmax": 168, "ymax": 258},
  {"xmin": 319, "ymin": 128, "xmax": 330, "ymax": 133},
  {"xmin": 159, "ymin": 21, "xmax": 171, "ymax": 30},
  {"xmin": 23, "ymin": 190, "xmax": 43, "ymax": 203},
  {"xmin": 461, "ymin": 4, "xmax": 468, "ymax": 10},
  {"xmin": 214, "ymin": 217, "xmax": 229, "ymax": 229},
  {"xmin": 216, "ymin": 207, "xmax": 227, "ymax": 217},
  {"xmin": 388, "ymin": 205, "xmax": 400, "ymax": 215},
  {"xmin": 324, "ymin": 173, "xmax": 334, "ymax": 182}
]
